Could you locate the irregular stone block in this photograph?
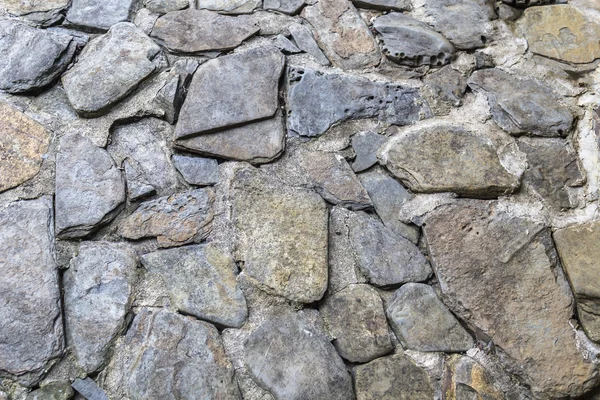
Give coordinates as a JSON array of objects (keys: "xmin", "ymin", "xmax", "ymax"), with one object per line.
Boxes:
[
  {"xmin": 274, "ymin": 34, "xmax": 301, "ymax": 53},
  {"xmin": 501, "ymin": 0, "xmax": 556, "ymax": 7},
  {"xmin": 26, "ymin": 381, "xmax": 74, "ymax": 400},
  {"xmin": 65, "ymin": 0, "xmax": 135, "ymax": 31},
  {"xmin": 423, "ymin": 66, "xmax": 467, "ymax": 107},
  {"xmin": 288, "ymin": 23, "xmax": 330, "ymax": 65},
  {"xmin": 352, "ymin": 0, "xmax": 411, "ymax": 11},
  {"xmin": 350, "ymin": 131, "xmax": 387, "ymax": 173},
  {"xmin": 144, "ymin": 0, "xmax": 189, "ymax": 13},
  {"xmin": 264, "ymin": 0, "xmax": 305, "ymax": 14},
  {"xmin": 196, "ymin": 0, "xmax": 261, "ymax": 13},
  {"xmin": 152, "ymin": 58, "xmax": 199, "ymax": 124},
  {"xmin": 123, "ymin": 159, "xmax": 156, "ymax": 201},
  {"xmin": 443, "ymin": 355, "xmax": 504, "ymax": 400},
  {"xmin": 0, "ymin": 0, "xmax": 69, "ymax": 26},
  {"xmin": 71, "ymin": 378, "xmax": 108, "ymax": 400},
  {"xmin": 172, "ymin": 154, "xmax": 219, "ymax": 186}
]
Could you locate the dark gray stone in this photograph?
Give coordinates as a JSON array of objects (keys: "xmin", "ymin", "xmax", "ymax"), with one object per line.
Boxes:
[
  {"xmin": 264, "ymin": 0, "xmax": 305, "ymax": 14},
  {"xmin": 423, "ymin": 66, "xmax": 467, "ymax": 107},
  {"xmin": 71, "ymin": 378, "xmax": 108, "ymax": 400},
  {"xmin": 443, "ymin": 355, "xmax": 505, "ymax": 400},
  {"xmin": 26, "ymin": 382, "xmax": 74, "ymax": 400},
  {"xmin": 195, "ymin": 0, "xmax": 261, "ymax": 14},
  {"xmin": 172, "ymin": 154, "xmax": 219, "ymax": 186},
  {"xmin": 501, "ymin": 0, "xmax": 558, "ymax": 8},
  {"xmin": 144, "ymin": 0, "xmax": 189, "ymax": 13},
  {"xmin": 65, "ymin": 0, "xmax": 135, "ymax": 31},
  {"xmin": 351, "ymin": 0, "xmax": 411, "ymax": 11},
  {"xmin": 288, "ymin": 23, "xmax": 330, "ymax": 65},
  {"xmin": 351, "ymin": 131, "xmax": 387, "ymax": 172},
  {"xmin": 274, "ymin": 34, "xmax": 301, "ymax": 53}
]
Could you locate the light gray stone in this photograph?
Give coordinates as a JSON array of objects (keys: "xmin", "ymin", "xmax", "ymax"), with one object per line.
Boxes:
[
  {"xmin": 264, "ymin": 0, "xmax": 305, "ymax": 14},
  {"xmin": 351, "ymin": 131, "xmax": 387, "ymax": 172},
  {"xmin": 144, "ymin": 0, "xmax": 189, "ymax": 13},
  {"xmin": 0, "ymin": 0, "xmax": 70, "ymax": 26},
  {"xmin": 26, "ymin": 382, "xmax": 74, "ymax": 400},
  {"xmin": 65, "ymin": 0, "xmax": 135, "ymax": 31},
  {"xmin": 274, "ymin": 34, "xmax": 301, "ymax": 53},
  {"xmin": 195, "ymin": 0, "xmax": 261, "ymax": 14},
  {"xmin": 351, "ymin": 0, "xmax": 411, "ymax": 11},
  {"xmin": 443, "ymin": 355, "xmax": 504, "ymax": 400},
  {"xmin": 152, "ymin": 58, "xmax": 199, "ymax": 124},
  {"xmin": 123, "ymin": 159, "xmax": 156, "ymax": 201},
  {"xmin": 288, "ymin": 23, "xmax": 330, "ymax": 65},
  {"xmin": 71, "ymin": 378, "xmax": 108, "ymax": 400},
  {"xmin": 172, "ymin": 154, "xmax": 219, "ymax": 186}
]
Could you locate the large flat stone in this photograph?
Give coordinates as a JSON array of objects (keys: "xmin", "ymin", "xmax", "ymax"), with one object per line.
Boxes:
[
  {"xmin": 65, "ymin": 0, "xmax": 135, "ymax": 31},
  {"xmin": 0, "ymin": 0, "xmax": 69, "ymax": 26}
]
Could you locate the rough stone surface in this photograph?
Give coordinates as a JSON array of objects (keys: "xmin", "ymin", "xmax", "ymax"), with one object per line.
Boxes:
[
  {"xmin": 196, "ymin": 0, "xmax": 261, "ymax": 13},
  {"xmin": 0, "ymin": 0, "xmax": 69, "ymax": 26},
  {"xmin": 26, "ymin": 382, "xmax": 74, "ymax": 400},
  {"xmin": 264, "ymin": 0, "xmax": 305, "ymax": 14},
  {"xmin": 288, "ymin": 23, "xmax": 330, "ymax": 65},
  {"xmin": 274, "ymin": 34, "xmax": 301, "ymax": 53},
  {"xmin": 123, "ymin": 159, "xmax": 156, "ymax": 201},
  {"xmin": 172, "ymin": 154, "xmax": 219, "ymax": 186},
  {"xmin": 71, "ymin": 378, "xmax": 108, "ymax": 400},
  {"xmin": 351, "ymin": 131, "xmax": 387, "ymax": 173},
  {"xmin": 65, "ymin": 0, "xmax": 135, "ymax": 31},
  {"xmin": 144, "ymin": 0, "xmax": 189, "ymax": 13},
  {"xmin": 423, "ymin": 66, "xmax": 467, "ymax": 107},
  {"xmin": 352, "ymin": 0, "xmax": 411, "ymax": 11},
  {"xmin": 443, "ymin": 355, "xmax": 504, "ymax": 400},
  {"xmin": 152, "ymin": 59, "xmax": 199, "ymax": 124}
]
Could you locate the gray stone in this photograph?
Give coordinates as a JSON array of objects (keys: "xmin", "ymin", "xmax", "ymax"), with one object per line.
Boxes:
[
  {"xmin": 320, "ymin": 284, "xmax": 393, "ymax": 363},
  {"xmin": 264, "ymin": 0, "xmax": 305, "ymax": 14},
  {"xmin": 55, "ymin": 133, "xmax": 125, "ymax": 239},
  {"xmin": 501, "ymin": 0, "xmax": 556, "ymax": 7},
  {"xmin": 373, "ymin": 13, "xmax": 454, "ymax": 67},
  {"xmin": 0, "ymin": 0, "xmax": 70, "ymax": 26},
  {"xmin": 123, "ymin": 159, "xmax": 156, "ymax": 201},
  {"xmin": 287, "ymin": 67, "xmax": 430, "ymax": 137},
  {"xmin": 141, "ymin": 244, "xmax": 248, "ymax": 328},
  {"xmin": 288, "ymin": 23, "xmax": 330, "ymax": 66},
  {"xmin": 172, "ymin": 155, "xmax": 219, "ymax": 186},
  {"xmin": 0, "ymin": 197, "xmax": 63, "ymax": 387},
  {"xmin": 144, "ymin": 0, "xmax": 189, "ymax": 13},
  {"xmin": 150, "ymin": 9, "xmax": 259, "ymax": 54},
  {"xmin": 423, "ymin": 66, "xmax": 467, "ymax": 107},
  {"xmin": 175, "ymin": 47, "xmax": 284, "ymax": 138},
  {"xmin": 62, "ymin": 23, "xmax": 165, "ymax": 117},
  {"xmin": 65, "ymin": 0, "xmax": 135, "ymax": 31},
  {"xmin": 273, "ymin": 34, "xmax": 301, "ymax": 53},
  {"xmin": 244, "ymin": 311, "xmax": 355, "ymax": 400},
  {"xmin": 443, "ymin": 355, "xmax": 504, "ymax": 400},
  {"xmin": 64, "ymin": 242, "xmax": 138, "ymax": 373},
  {"xmin": 351, "ymin": 131, "xmax": 387, "ymax": 172},
  {"xmin": 26, "ymin": 382, "xmax": 74, "ymax": 400},
  {"xmin": 195, "ymin": 0, "xmax": 261, "ymax": 14},
  {"xmin": 0, "ymin": 20, "xmax": 76, "ymax": 93},
  {"xmin": 152, "ymin": 58, "xmax": 199, "ymax": 124},
  {"xmin": 120, "ymin": 189, "xmax": 214, "ymax": 248},
  {"xmin": 468, "ymin": 68, "xmax": 573, "ymax": 137},
  {"xmin": 351, "ymin": 0, "xmax": 411, "ymax": 11},
  {"xmin": 71, "ymin": 378, "xmax": 108, "ymax": 400}
]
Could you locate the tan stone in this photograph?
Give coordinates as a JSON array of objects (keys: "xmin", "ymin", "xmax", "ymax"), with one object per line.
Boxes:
[
  {"xmin": 443, "ymin": 355, "xmax": 504, "ymax": 400},
  {"xmin": 0, "ymin": 0, "xmax": 68, "ymax": 15}
]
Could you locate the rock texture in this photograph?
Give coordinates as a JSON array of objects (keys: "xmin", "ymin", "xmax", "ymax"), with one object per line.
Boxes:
[
  {"xmin": 443, "ymin": 355, "xmax": 504, "ymax": 400},
  {"xmin": 352, "ymin": 0, "xmax": 411, "ymax": 11},
  {"xmin": 0, "ymin": 0, "xmax": 69, "ymax": 26},
  {"xmin": 172, "ymin": 154, "xmax": 219, "ymax": 186},
  {"xmin": 351, "ymin": 131, "xmax": 387, "ymax": 173},
  {"xmin": 288, "ymin": 23, "xmax": 330, "ymax": 65},
  {"xmin": 65, "ymin": 0, "xmax": 135, "ymax": 31},
  {"xmin": 196, "ymin": 0, "xmax": 261, "ymax": 14},
  {"xmin": 144, "ymin": 0, "xmax": 190, "ymax": 13}
]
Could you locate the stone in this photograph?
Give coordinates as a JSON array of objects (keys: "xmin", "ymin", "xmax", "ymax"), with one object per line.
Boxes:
[
  {"xmin": 0, "ymin": 0, "xmax": 70, "ymax": 26},
  {"xmin": 71, "ymin": 378, "xmax": 108, "ymax": 400},
  {"xmin": 518, "ymin": 138, "xmax": 584, "ymax": 209},
  {"xmin": 353, "ymin": 353, "xmax": 434, "ymax": 400},
  {"xmin": 244, "ymin": 311, "xmax": 355, "ymax": 400},
  {"xmin": 468, "ymin": 68, "xmax": 573, "ymax": 137},
  {"xmin": 152, "ymin": 58, "xmax": 199, "ymax": 124},
  {"xmin": 319, "ymin": 284, "xmax": 393, "ymax": 362},
  {"xmin": 120, "ymin": 189, "xmax": 214, "ymax": 248},
  {"xmin": 175, "ymin": 47, "xmax": 284, "ymax": 139},
  {"xmin": 62, "ymin": 23, "xmax": 165, "ymax": 117},
  {"xmin": 351, "ymin": 131, "xmax": 387, "ymax": 172},
  {"xmin": 274, "ymin": 34, "xmax": 301, "ymax": 53},
  {"xmin": 373, "ymin": 13, "xmax": 454, "ymax": 67},
  {"xmin": 352, "ymin": 0, "xmax": 411, "ymax": 10},
  {"xmin": 501, "ymin": 0, "xmax": 557, "ymax": 6},
  {"xmin": 141, "ymin": 244, "xmax": 248, "ymax": 328},
  {"xmin": 195, "ymin": 0, "xmax": 261, "ymax": 14},
  {"xmin": 144, "ymin": 0, "xmax": 189, "ymax": 13},
  {"xmin": 264, "ymin": 0, "xmax": 305, "ymax": 14},
  {"xmin": 554, "ymin": 221, "xmax": 600, "ymax": 342},
  {"xmin": 64, "ymin": 242, "xmax": 138, "ymax": 373},
  {"xmin": 55, "ymin": 133, "xmax": 125, "ymax": 239},
  {"xmin": 517, "ymin": 5, "xmax": 600, "ymax": 64},
  {"xmin": 423, "ymin": 66, "xmax": 467, "ymax": 107},
  {"xmin": 0, "ymin": 102, "xmax": 51, "ymax": 193},
  {"xmin": 423, "ymin": 200, "xmax": 599, "ymax": 398},
  {"xmin": 287, "ymin": 67, "xmax": 430, "ymax": 137},
  {"xmin": 387, "ymin": 283, "xmax": 474, "ymax": 352},
  {"xmin": 378, "ymin": 123, "xmax": 520, "ymax": 198},
  {"xmin": 443, "ymin": 355, "xmax": 504, "ymax": 400},
  {"xmin": 65, "ymin": 0, "xmax": 135, "ymax": 31},
  {"xmin": 0, "ymin": 197, "xmax": 63, "ymax": 387},
  {"xmin": 232, "ymin": 166, "xmax": 328, "ymax": 303},
  {"xmin": 172, "ymin": 155, "xmax": 219, "ymax": 186},
  {"xmin": 123, "ymin": 160, "xmax": 156, "ymax": 201},
  {"xmin": 26, "ymin": 382, "xmax": 74, "ymax": 400},
  {"xmin": 0, "ymin": 20, "xmax": 76, "ymax": 93},
  {"xmin": 150, "ymin": 9, "xmax": 259, "ymax": 54},
  {"xmin": 288, "ymin": 23, "xmax": 330, "ymax": 66}
]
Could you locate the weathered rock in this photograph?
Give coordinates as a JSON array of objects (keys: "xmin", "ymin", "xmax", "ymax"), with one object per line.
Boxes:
[
  {"xmin": 26, "ymin": 381, "xmax": 74, "ymax": 400},
  {"xmin": 244, "ymin": 311, "xmax": 355, "ymax": 400},
  {"xmin": 301, "ymin": 0, "xmax": 380, "ymax": 70},
  {"xmin": 65, "ymin": 0, "xmax": 135, "ymax": 31},
  {"xmin": 71, "ymin": 378, "xmax": 108, "ymax": 400},
  {"xmin": 175, "ymin": 47, "xmax": 284, "ymax": 138},
  {"xmin": 264, "ymin": 0, "xmax": 305, "ymax": 14},
  {"xmin": 141, "ymin": 244, "xmax": 247, "ymax": 328},
  {"xmin": 120, "ymin": 189, "xmax": 214, "ymax": 248},
  {"xmin": 152, "ymin": 58, "xmax": 199, "ymax": 124},
  {"xmin": 443, "ymin": 355, "xmax": 504, "ymax": 400},
  {"xmin": 196, "ymin": 0, "xmax": 261, "ymax": 14},
  {"xmin": 287, "ymin": 68, "xmax": 430, "ymax": 137},
  {"xmin": 352, "ymin": 0, "xmax": 411, "ymax": 11},
  {"xmin": 55, "ymin": 133, "xmax": 125, "ymax": 238},
  {"xmin": 351, "ymin": 131, "xmax": 387, "ymax": 172},
  {"xmin": 0, "ymin": 102, "xmax": 51, "ymax": 193},
  {"xmin": 373, "ymin": 13, "xmax": 454, "ymax": 67},
  {"xmin": 378, "ymin": 123, "xmax": 520, "ymax": 197},
  {"xmin": 150, "ymin": 9, "xmax": 259, "ymax": 54},
  {"xmin": 62, "ymin": 23, "xmax": 165, "ymax": 117},
  {"xmin": 104, "ymin": 308, "xmax": 240, "ymax": 399},
  {"xmin": 144, "ymin": 0, "xmax": 189, "ymax": 13},
  {"xmin": 0, "ymin": 0, "xmax": 70, "ymax": 26},
  {"xmin": 274, "ymin": 34, "xmax": 301, "ymax": 53},
  {"xmin": 64, "ymin": 242, "xmax": 138, "ymax": 373},
  {"xmin": 353, "ymin": 353, "xmax": 434, "ymax": 400},
  {"xmin": 423, "ymin": 200, "xmax": 599, "ymax": 398},
  {"xmin": 288, "ymin": 23, "xmax": 330, "ymax": 65},
  {"xmin": 172, "ymin": 154, "xmax": 219, "ymax": 186},
  {"xmin": 0, "ymin": 197, "xmax": 63, "ymax": 386},
  {"xmin": 468, "ymin": 68, "xmax": 573, "ymax": 137},
  {"xmin": 0, "ymin": 20, "xmax": 76, "ymax": 93},
  {"xmin": 423, "ymin": 66, "xmax": 467, "ymax": 107},
  {"xmin": 320, "ymin": 284, "xmax": 393, "ymax": 362},
  {"xmin": 123, "ymin": 159, "xmax": 156, "ymax": 201},
  {"xmin": 501, "ymin": 0, "xmax": 556, "ymax": 7},
  {"xmin": 232, "ymin": 166, "xmax": 328, "ymax": 303}
]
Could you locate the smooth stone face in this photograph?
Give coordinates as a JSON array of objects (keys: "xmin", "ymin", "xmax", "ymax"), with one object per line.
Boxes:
[
  {"xmin": 120, "ymin": 189, "xmax": 214, "ymax": 248},
  {"xmin": 0, "ymin": 197, "xmax": 63, "ymax": 387},
  {"xmin": 0, "ymin": 0, "xmax": 69, "ymax": 26},
  {"xmin": 65, "ymin": 0, "xmax": 135, "ymax": 31},
  {"xmin": 351, "ymin": 131, "xmax": 387, "ymax": 172},
  {"xmin": 378, "ymin": 123, "xmax": 519, "ymax": 198},
  {"xmin": 423, "ymin": 200, "xmax": 599, "ymax": 398},
  {"xmin": 373, "ymin": 13, "xmax": 454, "ymax": 67},
  {"xmin": 64, "ymin": 242, "xmax": 138, "ymax": 373},
  {"xmin": 196, "ymin": 0, "xmax": 261, "ymax": 13},
  {"xmin": 319, "ymin": 284, "xmax": 393, "ymax": 363},
  {"xmin": 175, "ymin": 47, "xmax": 284, "ymax": 138},
  {"xmin": 55, "ymin": 133, "xmax": 125, "ymax": 239},
  {"xmin": 352, "ymin": 0, "xmax": 411, "ymax": 11},
  {"xmin": 172, "ymin": 155, "xmax": 219, "ymax": 186},
  {"xmin": 141, "ymin": 244, "xmax": 248, "ymax": 328},
  {"xmin": 288, "ymin": 23, "xmax": 330, "ymax": 65},
  {"xmin": 353, "ymin": 354, "xmax": 434, "ymax": 400},
  {"xmin": 26, "ymin": 381, "xmax": 74, "ymax": 400},
  {"xmin": 144, "ymin": 0, "xmax": 189, "ymax": 13},
  {"xmin": 244, "ymin": 312, "xmax": 355, "ymax": 400},
  {"xmin": 62, "ymin": 23, "xmax": 164, "ymax": 117},
  {"xmin": 0, "ymin": 20, "xmax": 76, "ymax": 93},
  {"xmin": 150, "ymin": 9, "xmax": 259, "ymax": 54},
  {"xmin": 152, "ymin": 58, "xmax": 199, "ymax": 124},
  {"xmin": 232, "ymin": 166, "xmax": 328, "ymax": 303},
  {"xmin": 0, "ymin": 102, "xmax": 51, "ymax": 193},
  {"xmin": 423, "ymin": 66, "xmax": 467, "ymax": 107},
  {"xmin": 264, "ymin": 0, "xmax": 305, "ymax": 14},
  {"xmin": 287, "ymin": 67, "xmax": 430, "ymax": 137},
  {"xmin": 443, "ymin": 355, "xmax": 504, "ymax": 400},
  {"xmin": 468, "ymin": 68, "xmax": 573, "ymax": 137}
]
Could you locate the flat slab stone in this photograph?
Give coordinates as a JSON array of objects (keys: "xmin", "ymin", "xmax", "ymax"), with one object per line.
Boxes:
[
  {"xmin": 26, "ymin": 381, "xmax": 74, "ymax": 400},
  {"xmin": 195, "ymin": 0, "xmax": 261, "ymax": 13},
  {"xmin": 351, "ymin": 131, "xmax": 387, "ymax": 173},
  {"xmin": 144, "ymin": 0, "xmax": 189, "ymax": 13},
  {"xmin": 423, "ymin": 65, "xmax": 467, "ymax": 107},
  {"xmin": 0, "ymin": 0, "xmax": 69, "ymax": 26},
  {"xmin": 352, "ymin": 0, "xmax": 411, "ymax": 11},
  {"xmin": 172, "ymin": 154, "xmax": 219, "ymax": 186},
  {"xmin": 288, "ymin": 23, "xmax": 330, "ymax": 65},
  {"xmin": 71, "ymin": 378, "xmax": 108, "ymax": 400},
  {"xmin": 65, "ymin": 0, "xmax": 135, "ymax": 31},
  {"xmin": 0, "ymin": 197, "xmax": 63, "ymax": 387},
  {"xmin": 264, "ymin": 0, "xmax": 305, "ymax": 14}
]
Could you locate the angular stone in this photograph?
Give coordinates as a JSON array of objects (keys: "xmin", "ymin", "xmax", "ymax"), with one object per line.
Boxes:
[
  {"xmin": 55, "ymin": 133, "xmax": 125, "ymax": 239},
  {"xmin": 65, "ymin": 0, "xmax": 135, "ymax": 31},
  {"xmin": 64, "ymin": 242, "xmax": 138, "ymax": 373},
  {"xmin": 141, "ymin": 244, "xmax": 248, "ymax": 328},
  {"xmin": 104, "ymin": 308, "xmax": 240, "ymax": 399},
  {"xmin": 153, "ymin": 59, "xmax": 199, "ymax": 124},
  {"xmin": 172, "ymin": 154, "xmax": 219, "ymax": 186},
  {"xmin": 443, "ymin": 355, "xmax": 504, "ymax": 400},
  {"xmin": 378, "ymin": 123, "xmax": 519, "ymax": 197},
  {"xmin": 0, "ymin": 0, "xmax": 70, "ymax": 26},
  {"xmin": 501, "ymin": 0, "xmax": 557, "ymax": 7},
  {"xmin": 0, "ymin": 102, "xmax": 51, "ymax": 193},
  {"xmin": 468, "ymin": 68, "xmax": 573, "ymax": 137},
  {"xmin": 0, "ymin": 20, "xmax": 76, "ymax": 93},
  {"xmin": 71, "ymin": 378, "xmax": 108, "ymax": 400},
  {"xmin": 351, "ymin": 131, "xmax": 387, "ymax": 172},
  {"xmin": 301, "ymin": 0, "xmax": 380, "ymax": 70},
  {"xmin": 144, "ymin": 0, "xmax": 189, "ymax": 13},
  {"xmin": 244, "ymin": 311, "xmax": 355, "ymax": 399},
  {"xmin": 351, "ymin": 0, "xmax": 411, "ymax": 11},
  {"xmin": 353, "ymin": 353, "xmax": 434, "ymax": 400},
  {"xmin": 374, "ymin": 13, "xmax": 454, "ymax": 67},
  {"xmin": 123, "ymin": 159, "xmax": 156, "ymax": 201},
  {"xmin": 264, "ymin": 0, "xmax": 305, "ymax": 14},
  {"xmin": 288, "ymin": 23, "xmax": 330, "ymax": 66},
  {"xmin": 287, "ymin": 67, "xmax": 430, "ymax": 137},
  {"xmin": 423, "ymin": 66, "xmax": 467, "ymax": 107},
  {"xmin": 62, "ymin": 23, "xmax": 165, "ymax": 117},
  {"xmin": 274, "ymin": 34, "xmax": 301, "ymax": 53},
  {"xmin": 175, "ymin": 47, "xmax": 284, "ymax": 138},
  {"xmin": 26, "ymin": 381, "xmax": 74, "ymax": 400},
  {"xmin": 120, "ymin": 189, "xmax": 214, "ymax": 248},
  {"xmin": 0, "ymin": 197, "xmax": 63, "ymax": 387},
  {"xmin": 196, "ymin": 0, "xmax": 261, "ymax": 13},
  {"xmin": 320, "ymin": 284, "xmax": 393, "ymax": 362},
  {"xmin": 150, "ymin": 9, "xmax": 259, "ymax": 54},
  {"xmin": 232, "ymin": 166, "xmax": 328, "ymax": 303},
  {"xmin": 423, "ymin": 200, "xmax": 599, "ymax": 398}
]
